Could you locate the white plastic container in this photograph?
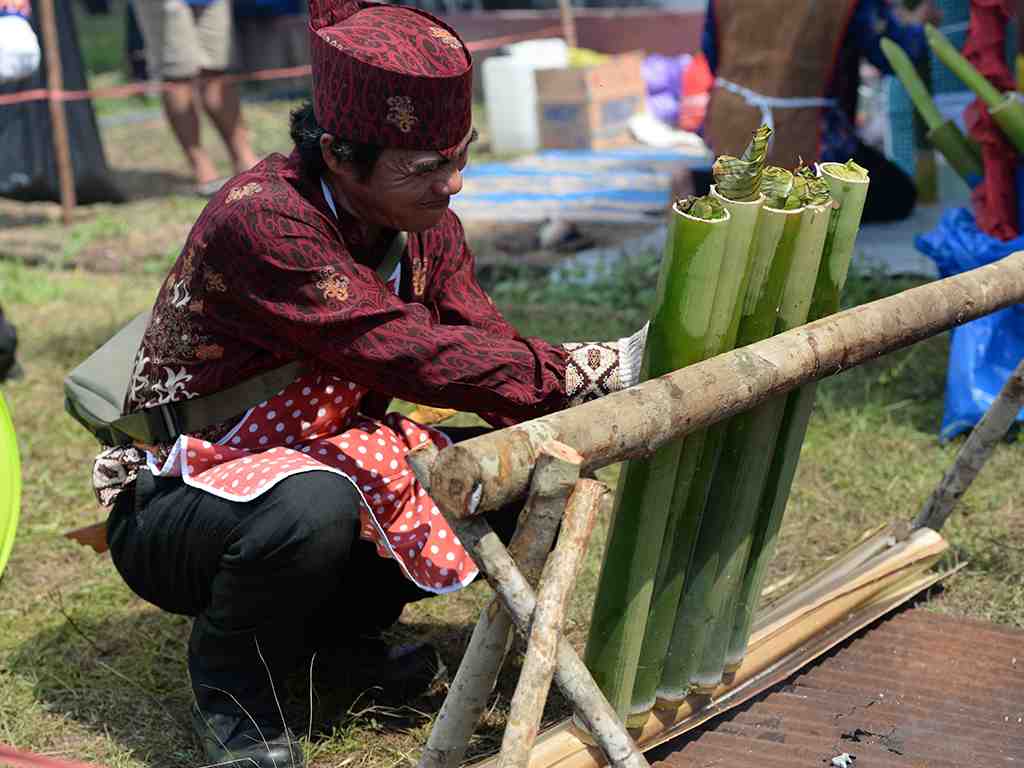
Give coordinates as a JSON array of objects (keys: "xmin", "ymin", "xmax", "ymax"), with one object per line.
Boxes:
[
  {"xmin": 482, "ymin": 55, "xmax": 542, "ymax": 155},
  {"xmin": 503, "ymin": 38, "xmax": 570, "ymax": 70}
]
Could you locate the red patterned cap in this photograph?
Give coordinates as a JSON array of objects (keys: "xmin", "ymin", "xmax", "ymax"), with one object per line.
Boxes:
[{"xmin": 309, "ymin": 0, "xmax": 473, "ymax": 158}]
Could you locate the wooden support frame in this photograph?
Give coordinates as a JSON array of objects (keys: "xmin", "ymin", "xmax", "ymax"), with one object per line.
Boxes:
[{"xmin": 412, "ymin": 254, "xmax": 1024, "ymax": 767}]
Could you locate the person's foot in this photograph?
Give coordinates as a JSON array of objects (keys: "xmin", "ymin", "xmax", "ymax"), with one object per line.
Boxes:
[
  {"xmin": 191, "ymin": 702, "xmax": 305, "ymax": 768},
  {"xmin": 313, "ymin": 638, "xmax": 444, "ymax": 700}
]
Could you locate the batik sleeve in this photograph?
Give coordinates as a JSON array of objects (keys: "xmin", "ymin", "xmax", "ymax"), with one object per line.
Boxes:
[{"xmin": 209, "ymin": 204, "xmax": 571, "ymax": 422}]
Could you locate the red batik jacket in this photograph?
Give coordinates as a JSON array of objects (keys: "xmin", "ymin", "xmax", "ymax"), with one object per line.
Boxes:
[{"xmin": 92, "ymin": 151, "xmax": 638, "ymax": 506}]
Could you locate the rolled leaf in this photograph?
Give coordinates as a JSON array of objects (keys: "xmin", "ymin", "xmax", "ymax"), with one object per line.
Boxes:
[
  {"xmin": 711, "ymin": 124, "xmax": 772, "ymax": 202},
  {"xmin": 585, "ymin": 196, "xmax": 729, "ymax": 718}
]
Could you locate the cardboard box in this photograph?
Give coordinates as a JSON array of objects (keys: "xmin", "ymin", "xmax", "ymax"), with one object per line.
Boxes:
[{"xmin": 535, "ymin": 51, "xmax": 647, "ymax": 150}]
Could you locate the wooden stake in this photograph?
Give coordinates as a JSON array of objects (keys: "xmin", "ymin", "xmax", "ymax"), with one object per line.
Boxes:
[
  {"xmin": 915, "ymin": 356, "xmax": 1024, "ymax": 531},
  {"xmin": 558, "ymin": 0, "xmax": 577, "ymax": 50},
  {"xmin": 429, "ymin": 252, "xmax": 1024, "ymax": 520},
  {"xmin": 457, "ymin": 516, "xmax": 649, "ymax": 768},
  {"xmin": 416, "ymin": 442, "xmax": 583, "ymax": 768},
  {"xmin": 499, "ymin": 480, "xmax": 606, "ymax": 768},
  {"xmin": 37, "ymin": 0, "xmax": 76, "ymax": 225}
]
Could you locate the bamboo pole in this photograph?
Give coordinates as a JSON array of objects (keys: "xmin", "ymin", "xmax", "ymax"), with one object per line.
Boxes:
[
  {"xmin": 36, "ymin": 0, "xmax": 76, "ymax": 226},
  {"xmin": 416, "ymin": 441, "xmax": 583, "ymax": 768},
  {"xmin": 914, "ymin": 356, "xmax": 1024, "ymax": 532},
  {"xmin": 455, "ymin": 516, "xmax": 649, "ymax": 768},
  {"xmin": 428, "ymin": 254, "xmax": 1024, "ymax": 521},
  {"xmin": 558, "ymin": 0, "xmax": 577, "ymax": 50},
  {"xmin": 499, "ymin": 480, "xmax": 606, "ymax": 768}
]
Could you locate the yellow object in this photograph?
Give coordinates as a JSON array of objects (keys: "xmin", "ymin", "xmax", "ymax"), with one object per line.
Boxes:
[
  {"xmin": 567, "ymin": 47, "xmax": 608, "ymax": 69},
  {"xmin": 0, "ymin": 392, "xmax": 21, "ymax": 580},
  {"xmin": 1017, "ymin": 54, "xmax": 1024, "ymax": 92},
  {"xmin": 407, "ymin": 404, "xmax": 459, "ymax": 426}
]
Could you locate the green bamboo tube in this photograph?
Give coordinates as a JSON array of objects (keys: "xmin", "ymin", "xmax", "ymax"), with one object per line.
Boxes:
[
  {"xmin": 689, "ymin": 196, "xmax": 833, "ymax": 692},
  {"xmin": 925, "ymin": 23, "xmax": 1004, "ymax": 110},
  {"xmin": 652, "ymin": 196, "xmax": 809, "ymax": 705},
  {"xmin": 726, "ymin": 161, "xmax": 870, "ymax": 670},
  {"xmin": 880, "ymin": 37, "xmax": 944, "ymax": 131},
  {"xmin": 990, "ymin": 93, "xmax": 1024, "ymax": 156},
  {"xmin": 880, "ymin": 35, "xmax": 984, "ymax": 182},
  {"xmin": 626, "ymin": 185, "xmax": 763, "ymax": 721},
  {"xmin": 925, "ymin": 120, "xmax": 984, "ymax": 185},
  {"xmin": 584, "ymin": 196, "xmax": 730, "ymax": 718}
]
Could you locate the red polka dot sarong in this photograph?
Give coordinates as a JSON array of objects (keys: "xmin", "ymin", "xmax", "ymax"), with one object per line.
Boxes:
[{"xmin": 146, "ymin": 373, "xmax": 477, "ymax": 594}]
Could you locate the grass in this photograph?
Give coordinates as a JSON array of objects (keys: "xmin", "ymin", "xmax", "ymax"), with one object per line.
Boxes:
[{"xmin": 1, "ymin": 257, "xmax": 1022, "ymax": 767}]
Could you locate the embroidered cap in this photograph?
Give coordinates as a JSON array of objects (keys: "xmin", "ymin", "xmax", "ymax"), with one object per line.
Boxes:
[{"xmin": 309, "ymin": 0, "xmax": 473, "ymax": 158}]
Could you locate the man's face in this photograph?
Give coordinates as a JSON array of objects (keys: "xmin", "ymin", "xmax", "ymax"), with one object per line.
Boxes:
[{"xmin": 332, "ymin": 129, "xmax": 476, "ymax": 233}]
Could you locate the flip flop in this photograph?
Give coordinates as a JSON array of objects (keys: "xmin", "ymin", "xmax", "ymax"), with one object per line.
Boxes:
[{"xmin": 194, "ymin": 177, "xmax": 229, "ymax": 198}]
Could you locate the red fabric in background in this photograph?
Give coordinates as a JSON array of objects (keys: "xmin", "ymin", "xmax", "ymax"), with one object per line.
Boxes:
[{"xmin": 963, "ymin": 0, "xmax": 1018, "ymax": 239}]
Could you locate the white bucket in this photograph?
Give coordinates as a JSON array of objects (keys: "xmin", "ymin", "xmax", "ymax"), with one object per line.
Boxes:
[{"xmin": 482, "ymin": 55, "xmax": 542, "ymax": 155}]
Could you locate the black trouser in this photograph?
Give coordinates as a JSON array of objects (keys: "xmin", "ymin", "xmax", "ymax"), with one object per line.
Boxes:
[
  {"xmin": 107, "ymin": 427, "xmax": 518, "ymax": 719},
  {"xmin": 691, "ymin": 140, "xmax": 917, "ymax": 224}
]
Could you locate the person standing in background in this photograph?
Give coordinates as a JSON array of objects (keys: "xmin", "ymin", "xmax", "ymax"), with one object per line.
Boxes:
[
  {"xmin": 694, "ymin": 0, "xmax": 942, "ymax": 223},
  {"xmin": 131, "ymin": 0, "xmax": 259, "ymax": 195},
  {"xmin": 234, "ymin": 0, "xmax": 310, "ymax": 97}
]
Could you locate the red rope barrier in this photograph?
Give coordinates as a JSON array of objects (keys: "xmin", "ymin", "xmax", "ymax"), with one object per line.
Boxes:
[
  {"xmin": 0, "ymin": 26, "xmax": 564, "ymax": 108},
  {"xmin": 0, "ymin": 744, "xmax": 108, "ymax": 768}
]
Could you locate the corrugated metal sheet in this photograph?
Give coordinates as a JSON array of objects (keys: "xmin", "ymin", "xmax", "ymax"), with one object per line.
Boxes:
[{"xmin": 649, "ymin": 608, "xmax": 1024, "ymax": 767}]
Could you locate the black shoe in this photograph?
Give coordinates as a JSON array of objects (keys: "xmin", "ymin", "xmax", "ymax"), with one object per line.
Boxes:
[
  {"xmin": 315, "ymin": 639, "xmax": 444, "ymax": 700},
  {"xmin": 191, "ymin": 703, "xmax": 305, "ymax": 768}
]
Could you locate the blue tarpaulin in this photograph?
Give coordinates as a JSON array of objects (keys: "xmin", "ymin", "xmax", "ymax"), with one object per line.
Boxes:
[{"xmin": 915, "ymin": 207, "xmax": 1024, "ymax": 441}]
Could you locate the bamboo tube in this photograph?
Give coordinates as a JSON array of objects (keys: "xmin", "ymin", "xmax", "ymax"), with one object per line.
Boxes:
[
  {"xmin": 924, "ymin": 24, "xmax": 1004, "ymax": 109},
  {"xmin": 878, "ymin": 37, "xmax": 983, "ymax": 185},
  {"xmin": 659, "ymin": 184, "xmax": 832, "ymax": 700},
  {"xmin": 628, "ymin": 180, "xmax": 764, "ymax": 722},
  {"xmin": 880, "ymin": 37, "xmax": 945, "ymax": 131},
  {"xmin": 726, "ymin": 161, "xmax": 869, "ymax": 669},
  {"xmin": 989, "ymin": 94, "xmax": 1024, "ymax": 156},
  {"xmin": 924, "ymin": 24, "xmax": 1024, "ymax": 156},
  {"xmin": 584, "ymin": 197, "xmax": 730, "ymax": 718},
  {"xmin": 0, "ymin": 393, "xmax": 21, "ymax": 580}
]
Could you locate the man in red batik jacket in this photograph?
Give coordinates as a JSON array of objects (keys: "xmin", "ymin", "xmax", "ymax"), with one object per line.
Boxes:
[{"xmin": 93, "ymin": 1, "xmax": 647, "ymax": 765}]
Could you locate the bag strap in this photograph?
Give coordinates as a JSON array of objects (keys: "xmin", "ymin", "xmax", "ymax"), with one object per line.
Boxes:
[
  {"xmin": 376, "ymin": 231, "xmax": 407, "ymax": 282},
  {"xmin": 112, "ymin": 360, "xmax": 307, "ymax": 445},
  {"xmin": 101, "ymin": 233, "xmax": 407, "ymax": 446}
]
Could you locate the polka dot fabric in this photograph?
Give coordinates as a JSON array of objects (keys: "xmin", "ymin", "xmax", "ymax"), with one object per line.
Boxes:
[{"xmin": 147, "ymin": 374, "xmax": 476, "ymax": 594}]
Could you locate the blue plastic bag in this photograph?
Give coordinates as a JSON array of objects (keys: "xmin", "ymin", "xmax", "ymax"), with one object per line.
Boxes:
[{"xmin": 915, "ymin": 207, "xmax": 1024, "ymax": 441}]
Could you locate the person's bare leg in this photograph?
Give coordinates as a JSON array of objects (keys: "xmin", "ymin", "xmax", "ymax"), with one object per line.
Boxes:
[
  {"xmin": 163, "ymin": 79, "xmax": 220, "ymax": 186},
  {"xmin": 199, "ymin": 72, "xmax": 258, "ymax": 175}
]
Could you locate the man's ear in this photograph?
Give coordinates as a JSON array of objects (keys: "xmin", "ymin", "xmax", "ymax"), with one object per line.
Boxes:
[{"xmin": 320, "ymin": 134, "xmax": 356, "ymax": 182}]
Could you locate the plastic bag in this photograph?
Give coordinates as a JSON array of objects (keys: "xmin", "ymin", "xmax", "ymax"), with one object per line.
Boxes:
[
  {"xmin": 0, "ymin": 15, "xmax": 41, "ymax": 84},
  {"xmin": 914, "ymin": 207, "xmax": 1024, "ymax": 441}
]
